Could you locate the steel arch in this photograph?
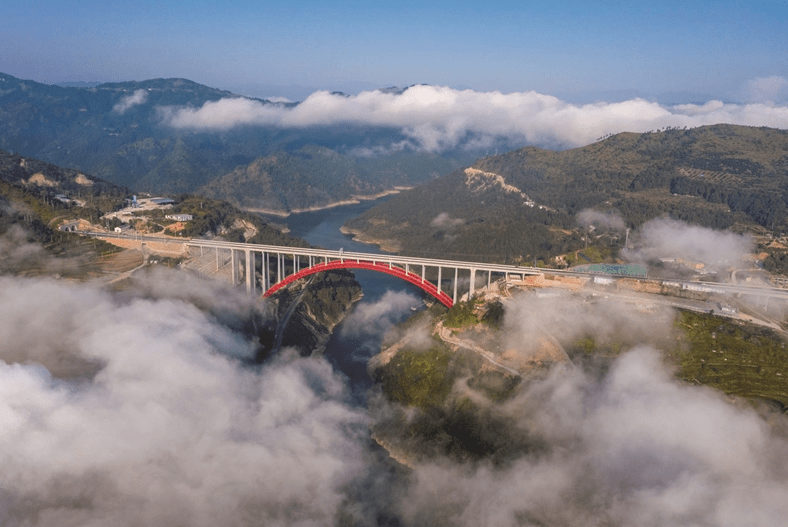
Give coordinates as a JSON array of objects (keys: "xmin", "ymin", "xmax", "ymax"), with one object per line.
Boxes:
[{"xmin": 263, "ymin": 260, "xmax": 454, "ymax": 307}]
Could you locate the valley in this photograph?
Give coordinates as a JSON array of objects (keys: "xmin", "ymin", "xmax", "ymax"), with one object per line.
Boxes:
[{"xmin": 2, "ymin": 78, "xmax": 788, "ymax": 527}]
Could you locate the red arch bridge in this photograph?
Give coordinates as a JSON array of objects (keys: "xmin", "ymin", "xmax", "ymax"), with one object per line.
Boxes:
[
  {"xmin": 181, "ymin": 239, "xmax": 546, "ymax": 307},
  {"xmin": 82, "ymin": 233, "xmax": 788, "ymax": 307}
]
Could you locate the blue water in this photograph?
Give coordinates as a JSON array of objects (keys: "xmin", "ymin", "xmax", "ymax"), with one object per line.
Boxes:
[{"xmin": 282, "ymin": 196, "xmax": 425, "ymax": 401}]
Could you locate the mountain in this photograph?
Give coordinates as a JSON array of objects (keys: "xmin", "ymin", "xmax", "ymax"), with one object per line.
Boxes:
[
  {"xmin": 0, "ymin": 72, "xmax": 468, "ymax": 211},
  {"xmin": 197, "ymin": 145, "xmax": 467, "ymax": 211},
  {"xmin": 343, "ymin": 125, "xmax": 788, "ymax": 263}
]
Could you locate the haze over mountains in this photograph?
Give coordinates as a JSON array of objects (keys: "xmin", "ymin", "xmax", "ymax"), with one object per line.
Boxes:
[
  {"xmin": 0, "ymin": 72, "xmax": 470, "ymax": 211},
  {"xmin": 3, "ymin": 71, "xmax": 788, "ymax": 214}
]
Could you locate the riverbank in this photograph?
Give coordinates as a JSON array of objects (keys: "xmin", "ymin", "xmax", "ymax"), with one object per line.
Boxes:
[
  {"xmin": 242, "ymin": 188, "xmax": 411, "ymax": 218},
  {"xmin": 338, "ymin": 225, "xmax": 401, "ymax": 253}
]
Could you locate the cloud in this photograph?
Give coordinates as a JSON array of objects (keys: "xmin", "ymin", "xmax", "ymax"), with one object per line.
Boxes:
[
  {"xmin": 577, "ymin": 209, "xmax": 626, "ymax": 231},
  {"xmin": 501, "ymin": 288, "xmax": 676, "ymax": 362},
  {"xmin": 431, "ymin": 212, "xmax": 464, "ymax": 228},
  {"xmin": 746, "ymin": 76, "xmax": 788, "ymax": 104},
  {"xmin": 625, "ymin": 217, "xmax": 754, "ymax": 268},
  {"xmin": 264, "ymin": 96, "xmax": 292, "ymax": 103},
  {"xmin": 398, "ymin": 347, "xmax": 788, "ymax": 527},
  {"xmin": 113, "ymin": 89, "xmax": 148, "ymax": 114},
  {"xmin": 158, "ymin": 84, "xmax": 788, "ymax": 151},
  {"xmin": 3, "ymin": 233, "xmax": 787, "ymax": 525},
  {"xmin": 0, "ymin": 224, "xmax": 80, "ymax": 276},
  {"xmin": 340, "ymin": 290, "xmax": 422, "ymax": 351},
  {"xmin": 0, "ymin": 276, "xmax": 371, "ymax": 526}
]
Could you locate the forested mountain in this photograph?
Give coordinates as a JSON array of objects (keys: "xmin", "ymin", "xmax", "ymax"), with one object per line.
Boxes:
[
  {"xmin": 344, "ymin": 125, "xmax": 788, "ymax": 263},
  {"xmin": 0, "ymin": 72, "xmax": 467, "ymax": 211},
  {"xmin": 197, "ymin": 145, "xmax": 464, "ymax": 211}
]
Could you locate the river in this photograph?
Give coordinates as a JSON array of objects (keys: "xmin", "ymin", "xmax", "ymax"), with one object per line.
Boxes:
[{"xmin": 281, "ymin": 196, "xmax": 426, "ymax": 402}]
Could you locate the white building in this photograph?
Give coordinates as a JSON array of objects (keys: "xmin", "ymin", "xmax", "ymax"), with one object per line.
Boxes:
[{"xmin": 165, "ymin": 214, "xmax": 193, "ymax": 221}]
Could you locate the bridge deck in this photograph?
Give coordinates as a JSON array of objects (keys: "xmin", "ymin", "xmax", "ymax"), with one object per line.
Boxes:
[{"xmin": 82, "ymin": 232, "xmax": 788, "ymax": 301}]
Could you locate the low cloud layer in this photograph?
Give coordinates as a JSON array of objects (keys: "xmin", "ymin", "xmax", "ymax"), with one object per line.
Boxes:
[
  {"xmin": 159, "ymin": 82, "xmax": 788, "ymax": 151},
  {"xmin": 113, "ymin": 89, "xmax": 148, "ymax": 114},
  {"xmin": 0, "ymin": 276, "xmax": 370, "ymax": 526},
  {"xmin": 400, "ymin": 347, "xmax": 788, "ymax": 526},
  {"xmin": 2, "ymin": 234, "xmax": 786, "ymax": 525},
  {"xmin": 626, "ymin": 217, "xmax": 754, "ymax": 268}
]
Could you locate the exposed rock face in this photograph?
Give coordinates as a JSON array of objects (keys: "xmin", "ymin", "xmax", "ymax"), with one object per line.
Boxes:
[{"xmin": 268, "ymin": 270, "xmax": 363, "ymax": 356}]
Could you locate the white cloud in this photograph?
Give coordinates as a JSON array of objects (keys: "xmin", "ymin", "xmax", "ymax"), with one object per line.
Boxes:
[
  {"xmin": 158, "ymin": 84, "xmax": 788, "ymax": 151},
  {"xmin": 113, "ymin": 89, "xmax": 148, "ymax": 114},
  {"xmin": 340, "ymin": 290, "xmax": 421, "ymax": 345},
  {"xmin": 746, "ymin": 76, "xmax": 788, "ymax": 104},
  {"xmin": 577, "ymin": 209, "xmax": 626, "ymax": 231},
  {"xmin": 398, "ymin": 347, "xmax": 788, "ymax": 527},
  {"xmin": 431, "ymin": 212, "xmax": 464, "ymax": 228},
  {"xmin": 626, "ymin": 217, "xmax": 754, "ymax": 268},
  {"xmin": 0, "ymin": 276, "xmax": 369, "ymax": 526}
]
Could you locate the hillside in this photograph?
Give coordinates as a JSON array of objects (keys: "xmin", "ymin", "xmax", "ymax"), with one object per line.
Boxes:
[
  {"xmin": 0, "ymin": 148, "xmax": 303, "ymax": 272},
  {"xmin": 0, "ymin": 72, "xmax": 468, "ymax": 211},
  {"xmin": 344, "ymin": 125, "xmax": 788, "ymax": 263},
  {"xmin": 370, "ymin": 290, "xmax": 788, "ymax": 467},
  {"xmin": 197, "ymin": 146, "xmax": 465, "ymax": 212}
]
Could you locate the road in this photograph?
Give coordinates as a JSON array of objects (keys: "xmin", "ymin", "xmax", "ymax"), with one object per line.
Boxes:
[
  {"xmin": 81, "ymin": 231, "xmax": 788, "ymax": 303},
  {"xmin": 435, "ymin": 321, "xmax": 522, "ymax": 377}
]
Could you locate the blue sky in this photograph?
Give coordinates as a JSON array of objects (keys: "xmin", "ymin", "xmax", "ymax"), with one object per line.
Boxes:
[{"xmin": 2, "ymin": 0, "xmax": 787, "ymax": 101}]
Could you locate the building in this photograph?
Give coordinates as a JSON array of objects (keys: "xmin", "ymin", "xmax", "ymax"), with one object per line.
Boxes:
[{"xmin": 165, "ymin": 214, "xmax": 193, "ymax": 221}]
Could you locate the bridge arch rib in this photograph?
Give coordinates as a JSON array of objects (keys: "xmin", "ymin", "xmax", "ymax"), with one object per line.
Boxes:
[{"xmin": 263, "ymin": 260, "xmax": 454, "ymax": 308}]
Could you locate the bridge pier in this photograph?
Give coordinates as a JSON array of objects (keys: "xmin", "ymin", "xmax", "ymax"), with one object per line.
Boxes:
[
  {"xmin": 469, "ymin": 267, "xmax": 477, "ymax": 299},
  {"xmin": 260, "ymin": 251, "xmax": 270, "ymax": 292},
  {"xmin": 245, "ymin": 249, "xmax": 253, "ymax": 295},
  {"xmin": 181, "ymin": 239, "xmax": 557, "ymax": 307},
  {"xmin": 231, "ymin": 249, "xmax": 239, "ymax": 285}
]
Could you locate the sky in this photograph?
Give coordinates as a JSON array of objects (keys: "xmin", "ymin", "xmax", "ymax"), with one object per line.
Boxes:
[{"xmin": 2, "ymin": 0, "xmax": 788, "ymax": 102}]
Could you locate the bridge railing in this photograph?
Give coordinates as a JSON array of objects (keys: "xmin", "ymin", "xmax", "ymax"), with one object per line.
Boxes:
[{"xmin": 82, "ymin": 232, "xmax": 788, "ymax": 302}]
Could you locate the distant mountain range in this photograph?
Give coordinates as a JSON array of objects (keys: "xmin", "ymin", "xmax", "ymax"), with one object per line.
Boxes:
[
  {"xmin": 344, "ymin": 125, "xmax": 788, "ymax": 263},
  {"xmin": 0, "ymin": 72, "xmax": 470, "ymax": 212}
]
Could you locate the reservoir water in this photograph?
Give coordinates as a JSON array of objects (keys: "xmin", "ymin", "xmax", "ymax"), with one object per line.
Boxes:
[{"xmin": 281, "ymin": 196, "xmax": 426, "ymax": 401}]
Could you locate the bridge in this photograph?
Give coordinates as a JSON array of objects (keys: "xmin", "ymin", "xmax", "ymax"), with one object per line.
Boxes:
[
  {"xmin": 181, "ymin": 238, "xmax": 547, "ymax": 307},
  {"xmin": 84, "ymin": 232, "xmax": 788, "ymax": 308}
]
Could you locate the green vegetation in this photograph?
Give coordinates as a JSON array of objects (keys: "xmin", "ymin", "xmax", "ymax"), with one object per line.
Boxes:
[
  {"xmin": 444, "ymin": 300, "xmax": 479, "ymax": 328},
  {"xmin": 568, "ymin": 309, "xmax": 788, "ymax": 406},
  {"xmin": 197, "ymin": 146, "xmax": 465, "ymax": 212},
  {"xmin": 480, "ymin": 300, "xmax": 505, "ymax": 329},
  {"xmin": 671, "ymin": 311, "xmax": 788, "ymax": 406},
  {"xmin": 569, "ymin": 335, "xmax": 626, "ymax": 357},
  {"xmin": 374, "ymin": 342, "xmax": 532, "ymax": 464},
  {"xmin": 372, "ymin": 298, "xmax": 533, "ymax": 464},
  {"xmin": 346, "ymin": 125, "xmax": 788, "ymax": 264},
  {"xmin": 763, "ymin": 249, "xmax": 788, "ymax": 276},
  {"xmin": 375, "ymin": 345, "xmax": 456, "ymax": 409}
]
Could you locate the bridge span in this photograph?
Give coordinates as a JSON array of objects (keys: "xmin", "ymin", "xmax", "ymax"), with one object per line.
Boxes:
[
  {"xmin": 182, "ymin": 238, "xmax": 547, "ymax": 307},
  {"xmin": 83, "ymin": 232, "xmax": 788, "ymax": 308}
]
